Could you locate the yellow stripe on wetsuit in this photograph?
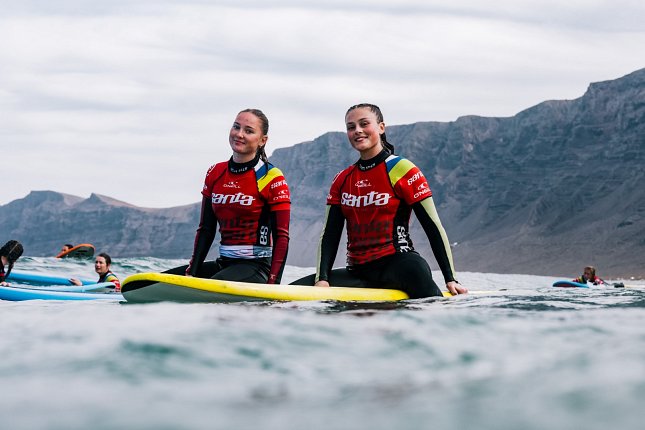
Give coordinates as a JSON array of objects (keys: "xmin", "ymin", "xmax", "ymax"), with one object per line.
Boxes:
[
  {"xmin": 256, "ymin": 165, "xmax": 284, "ymax": 192},
  {"xmin": 386, "ymin": 157, "xmax": 416, "ymax": 188}
]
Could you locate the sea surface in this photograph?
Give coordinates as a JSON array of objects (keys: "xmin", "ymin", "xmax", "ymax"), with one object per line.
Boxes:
[{"xmin": 1, "ymin": 257, "xmax": 644, "ymax": 430}]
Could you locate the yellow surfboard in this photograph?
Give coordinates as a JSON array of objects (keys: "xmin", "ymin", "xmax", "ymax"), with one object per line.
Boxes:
[{"xmin": 121, "ymin": 272, "xmax": 421, "ymax": 303}]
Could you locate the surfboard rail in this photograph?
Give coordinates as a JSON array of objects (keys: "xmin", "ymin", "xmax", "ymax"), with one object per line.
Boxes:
[
  {"xmin": 55, "ymin": 243, "xmax": 95, "ymax": 259},
  {"xmin": 122, "ymin": 272, "xmax": 411, "ymax": 303}
]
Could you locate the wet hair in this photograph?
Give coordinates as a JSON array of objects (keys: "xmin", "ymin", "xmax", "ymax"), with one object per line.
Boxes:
[
  {"xmin": 584, "ymin": 266, "xmax": 596, "ymax": 278},
  {"xmin": 64, "ymin": 243, "xmax": 74, "ymax": 249},
  {"xmin": 345, "ymin": 103, "xmax": 395, "ymax": 154},
  {"xmin": 0, "ymin": 240, "xmax": 24, "ymax": 277},
  {"xmin": 97, "ymin": 252, "xmax": 112, "ymax": 266},
  {"xmin": 239, "ymin": 108, "xmax": 270, "ymax": 164}
]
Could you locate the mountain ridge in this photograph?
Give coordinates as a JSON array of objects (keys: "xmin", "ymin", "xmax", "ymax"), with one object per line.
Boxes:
[{"xmin": 2, "ymin": 68, "xmax": 644, "ymax": 278}]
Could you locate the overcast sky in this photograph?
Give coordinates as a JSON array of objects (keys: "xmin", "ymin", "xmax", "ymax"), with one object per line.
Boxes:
[{"xmin": 2, "ymin": 0, "xmax": 644, "ymax": 208}]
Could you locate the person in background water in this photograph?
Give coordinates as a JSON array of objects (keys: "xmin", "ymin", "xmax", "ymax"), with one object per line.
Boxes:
[
  {"xmin": 70, "ymin": 253, "xmax": 121, "ymax": 291},
  {"xmin": 0, "ymin": 240, "xmax": 24, "ymax": 286},
  {"xmin": 60, "ymin": 244, "xmax": 74, "ymax": 254},
  {"xmin": 168, "ymin": 108, "xmax": 291, "ymax": 284},
  {"xmin": 291, "ymin": 103, "xmax": 467, "ymax": 298},
  {"xmin": 574, "ymin": 266, "xmax": 606, "ymax": 285}
]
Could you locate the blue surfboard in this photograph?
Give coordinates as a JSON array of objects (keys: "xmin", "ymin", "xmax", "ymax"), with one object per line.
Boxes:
[
  {"xmin": 552, "ymin": 280, "xmax": 589, "ymax": 288},
  {"xmin": 0, "ymin": 284, "xmax": 123, "ymax": 301},
  {"xmin": 5, "ymin": 271, "xmax": 95, "ymax": 287}
]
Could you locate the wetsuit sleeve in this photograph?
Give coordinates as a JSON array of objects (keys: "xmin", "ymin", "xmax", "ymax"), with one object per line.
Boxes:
[
  {"xmin": 186, "ymin": 196, "xmax": 217, "ymax": 276},
  {"xmin": 412, "ymin": 197, "xmax": 457, "ymax": 283},
  {"xmin": 104, "ymin": 273, "xmax": 121, "ymax": 292},
  {"xmin": 315, "ymin": 205, "xmax": 345, "ymax": 283},
  {"xmin": 268, "ymin": 209, "xmax": 290, "ymax": 284}
]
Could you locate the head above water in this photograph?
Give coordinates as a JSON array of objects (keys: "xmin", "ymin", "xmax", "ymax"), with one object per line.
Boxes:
[
  {"xmin": 229, "ymin": 108, "xmax": 270, "ymax": 164},
  {"xmin": 345, "ymin": 103, "xmax": 395, "ymax": 156},
  {"xmin": 0, "ymin": 240, "xmax": 24, "ymax": 278},
  {"xmin": 95, "ymin": 252, "xmax": 112, "ymax": 276},
  {"xmin": 1, "ymin": 240, "xmax": 24, "ymax": 264},
  {"xmin": 583, "ymin": 266, "xmax": 596, "ymax": 280}
]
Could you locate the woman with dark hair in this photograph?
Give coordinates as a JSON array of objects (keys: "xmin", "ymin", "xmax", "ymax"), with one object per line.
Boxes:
[
  {"xmin": 168, "ymin": 108, "xmax": 291, "ymax": 284},
  {"xmin": 292, "ymin": 103, "xmax": 467, "ymax": 298},
  {"xmin": 71, "ymin": 253, "xmax": 121, "ymax": 291},
  {"xmin": 0, "ymin": 240, "xmax": 24, "ymax": 286}
]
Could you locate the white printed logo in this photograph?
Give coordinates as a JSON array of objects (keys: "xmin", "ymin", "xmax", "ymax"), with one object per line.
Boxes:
[
  {"xmin": 407, "ymin": 171, "xmax": 424, "ymax": 185},
  {"xmin": 396, "ymin": 226, "xmax": 411, "ymax": 252},
  {"xmin": 259, "ymin": 226, "xmax": 269, "ymax": 245},
  {"xmin": 223, "ymin": 181, "xmax": 240, "ymax": 188},
  {"xmin": 341, "ymin": 191, "xmax": 390, "ymax": 207},
  {"xmin": 271, "ymin": 180, "xmax": 287, "ymax": 189},
  {"xmin": 355, "ymin": 179, "xmax": 372, "ymax": 188},
  {"xmin": 413, "ymin": 188, "xmax": 431, "ymax": 199},
  {"xmin": 212, "ymin": 192, "xmax": 254, "ymax": 206}
]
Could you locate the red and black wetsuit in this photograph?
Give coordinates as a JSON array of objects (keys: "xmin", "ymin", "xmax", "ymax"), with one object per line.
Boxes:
[
  {"xmin": 573, "ymin": 276, "xmax": 605, "ymax": 285},
  {"xmin": 292, "ymin": 150, "xmax": 456, "ymax": 298},
  {"xmin": 184, "ymin": 154, "xmax": 290, "ymax": 284}
]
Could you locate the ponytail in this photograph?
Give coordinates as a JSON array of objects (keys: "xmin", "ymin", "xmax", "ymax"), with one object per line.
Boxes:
[
  {"xmin": 381, "ymin": 132, "xmax": 395, "ymax": 155},
  {"xmin": 258, "ymin": 145, "xmax": 269, "ymax": 164}
]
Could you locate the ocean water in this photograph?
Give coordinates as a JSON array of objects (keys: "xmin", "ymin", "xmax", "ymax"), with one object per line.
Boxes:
[{"xmin": 1, "ymin": 257, "xmax": 644, "ymax": 430}]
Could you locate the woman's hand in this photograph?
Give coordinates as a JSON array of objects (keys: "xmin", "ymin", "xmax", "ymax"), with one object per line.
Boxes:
[
  {"xmin": 314, "ymin": 280, "xmax": 330, "ymax": 287},
  {"xmin": 69, "ymin": 278, "xmax": 82, "ymax": 286},
  {"xmin": 447, "ymin": 280, "xmax": 467, "ymax": 295}
]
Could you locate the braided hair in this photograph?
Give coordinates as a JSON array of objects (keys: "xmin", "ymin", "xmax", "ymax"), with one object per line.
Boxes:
[
  {"xmin": 239, "ymin": 108, "xmax": 270, "ymax": 164},
  {"xmin": 345, "ymin": 103, "xmax": 395, "ymax": 154}
]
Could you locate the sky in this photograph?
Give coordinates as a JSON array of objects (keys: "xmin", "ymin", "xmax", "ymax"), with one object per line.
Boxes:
[{"xmin": 2, "ymin": 0, "xmax": 644, "ymax": 208}]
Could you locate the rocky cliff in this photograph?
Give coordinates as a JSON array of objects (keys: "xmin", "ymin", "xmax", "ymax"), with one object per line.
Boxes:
[
  {"xmin": 2, "ymin": 68, "xmax": 643, "ymax": 277},
  {"xmin": 270, "ymin": 68, "xmax": 645, "ymax": 277},
  {"xmin": 0, "ymin": 191, "xmax": 201, "ymax": 259}
]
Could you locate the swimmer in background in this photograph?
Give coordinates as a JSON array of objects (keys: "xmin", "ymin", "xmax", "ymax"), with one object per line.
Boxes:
[
  {"xmin": 0, "ymin": 240, "xmax": 24, "ymax": 286},
  {"xmin": 70, "ymin": 253, "xmax": 121, "ymax": 291}
]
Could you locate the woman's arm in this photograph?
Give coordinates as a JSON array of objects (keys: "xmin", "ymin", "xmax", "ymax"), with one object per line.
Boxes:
[
  {"xmin": 268, "ymin": 209, "xmax": 290, "ymax": 284},
  {"xmin": 315, "ymin": 205, "xmax": 345, "ymax": 285},
  {"xmin": 186, "ymin": 196, "xmax": 217, "ymax": 276},
  {"xmin": 413, "ymin": 197, "xmax": 467, "ymax": 294}
]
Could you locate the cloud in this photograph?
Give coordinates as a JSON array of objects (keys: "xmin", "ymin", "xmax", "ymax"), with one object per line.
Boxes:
[{"xmin": 1, "ymin": 1, "xmax": 644, "ymax": 207}]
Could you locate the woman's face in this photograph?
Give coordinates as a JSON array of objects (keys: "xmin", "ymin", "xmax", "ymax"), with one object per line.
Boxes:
[
  {"xmin": 345, "ymin": 107, "xmax": 385, "ymax": 159},
  {"xmin": 95, "ymin": 256, "xmax": 109, "ymax": 276},
  {"xmin": 229, "ymin": 112, "xmax": 268, "ymax": 162}
]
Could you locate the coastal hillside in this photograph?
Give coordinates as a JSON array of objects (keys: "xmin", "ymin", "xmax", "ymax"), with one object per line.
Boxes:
[
  {"xmin": 270, "ymin": 67, "xmax": 645, "ymax": 277},
  {"xmin": 0, "ymin": 191, "xmax": 200, "ymax": 259},
  {"xmin": 2, "ymin": 68, "xmax": 643, "ymax": 277}
]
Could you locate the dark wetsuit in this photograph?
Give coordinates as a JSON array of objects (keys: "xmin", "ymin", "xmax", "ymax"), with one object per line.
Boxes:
[
  {"xmin": 291, "ymin": 150, "xmax": 456, "ymax": 298},
  {"xmin": 173, "ymin": 154, "xmax": 290, "ymax": 284},
  {"xmin": 98, "ymin": 271, "xmax": 121, "ymax": 291},
  {"xmin": 0, "ymin": 261, "xmax": 13, "ymax": 284}
]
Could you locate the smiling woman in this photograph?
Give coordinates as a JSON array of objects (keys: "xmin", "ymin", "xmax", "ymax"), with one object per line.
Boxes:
[
  {"xmin": 162, "ymin": 109, "xmax": 292, "ymax": 286},
  {"xmin": 291, "ymin": 103, "xmax": 467, "ymax": 299}
]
